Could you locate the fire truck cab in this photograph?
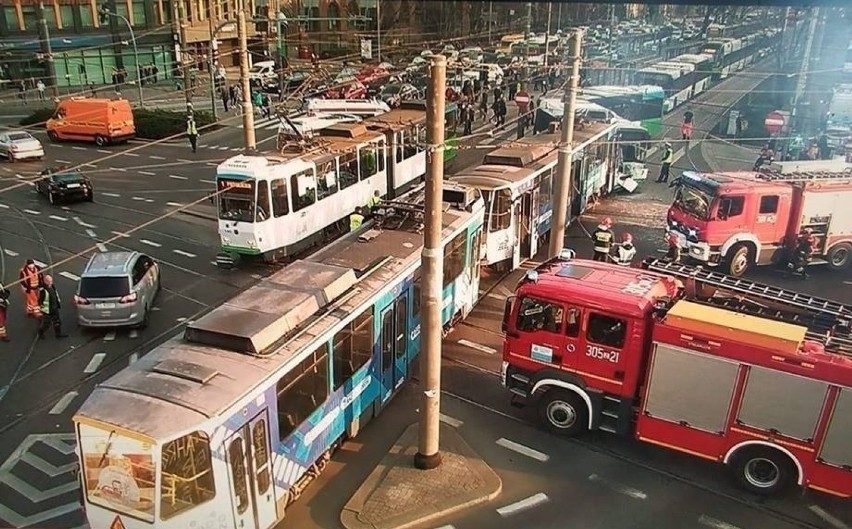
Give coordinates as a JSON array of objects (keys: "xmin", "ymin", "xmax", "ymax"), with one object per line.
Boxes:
[{"xmin": 502, "ymin": 255, "xmax": 852, "ymax": 497}]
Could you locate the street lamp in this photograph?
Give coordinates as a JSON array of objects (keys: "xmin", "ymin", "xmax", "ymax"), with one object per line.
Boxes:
[
  {"xmin": 277, "ymin": 12, "xmax": 288, "ymax": 97},
  {"xmin": 98, "ymin": 6, "xmax": 143, "ymax": 104}
]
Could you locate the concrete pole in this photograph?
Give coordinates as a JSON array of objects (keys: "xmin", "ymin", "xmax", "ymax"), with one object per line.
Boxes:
[
  {"xmin": 488, "ymin": 1, "xmax": 493, "ymax": 44},
  {"xmin": 548, "ymin": 30, "xmax": 582, "ymax": 259},
  {"xmin": 544, "ymin": 3, "xmax": 552, "ymax": 69},
  {"xmin": 524, "ymin": 2, "xmax": 532, "ymax": 84},
  {"xmin": 37, "ymin": 1, "xmax": 59, "ymax": 98},
  {"xmin": 208, "ymin": 9, "xmax": 218, "ymax": 121},
  {"xmin": 238, "ymin": 3, "xmax": 257, "ymax": 150},
  {"xmin": 414, "ymin": 54, "xmax": 446, "ymax": 472},
  {"xmin": 175, "ymin": 0, "xmax": 192, "ymax": 115},
  {"xmin": 376, "ymin": 0, "xmax": 381, "ymax": 63},
  {"xmin": 792, "ymin": 7, "xmax": 819, "ymax": 134}
]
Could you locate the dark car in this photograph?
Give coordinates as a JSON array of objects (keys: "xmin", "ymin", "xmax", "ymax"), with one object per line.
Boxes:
[
  {"xmin": 379, "ymin": 83, "xmax": 421, "ymax": 108},
  {"xmin": 259, "ymin": 71, "xmax": 310, "ymax": 94},
  {"xmin": 36, "ymin": 167, "xmax": 93, "ymax": 205}
]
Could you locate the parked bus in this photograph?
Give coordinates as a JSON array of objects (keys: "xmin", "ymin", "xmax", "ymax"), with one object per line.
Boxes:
[
  {"xmin": 581, "ymin": 85, "xmax": 666, "ymax": 136},
  {"xmin": 634, "ymin": 63, "xmax": 695, "ymax": 111}
]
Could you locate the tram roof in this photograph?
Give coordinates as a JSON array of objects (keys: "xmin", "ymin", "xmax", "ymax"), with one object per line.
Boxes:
[
  {"xmin": 363, "ymin": 107, "xmax": 428, "ymax": 133},
  {"xmin": 74, "ymin": 183, "xmax": 483, "ymax": 442}
]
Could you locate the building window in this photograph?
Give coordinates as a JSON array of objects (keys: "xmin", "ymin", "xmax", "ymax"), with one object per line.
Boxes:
[
  {"xmin": 80, "ymin": 4, "xmax": 95, "ymax": 27},
  {"xmin": 303, "ymin": 6, "xmax": 319, "ymax": 31},
  {"xmin": 276, "ymin": 346, "xmax": 330, "ymax": 440},
  {"xmin": 114, "ymin": 2, "xmax": 129, "ymax": 22},
  {"xmin": 132, "ymin": 1, "xmax": 147, "ymax": 26},
  {"xmin": 3, "ymin": 7, "xmax": 20, "ymax": 31},
  {"xmin": 327, "ymin": 1, "xmax": 340, "ymax": 30},
  {"xmin": 59, "ymin": 5, "xmax": 75, "ymax": 30},
  {"xmin": 160, "ymin": 0, "xmax": 173, "ymax": 23},
  {"xmin": 21, "ymin": 5, "xmax": 38, "ymax": 31}
]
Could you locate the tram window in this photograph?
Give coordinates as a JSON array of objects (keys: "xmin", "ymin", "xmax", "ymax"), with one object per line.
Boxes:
[
  {"xmin": 160, "ymin": 431, "xmax": 216, "ymax": 520},
  {"xmin": 402, "ymin": 127, "xmax": 418, "ymax": 159},
  {"xmin": 539, "ymin": 171, "xmax": 553, "ymax": 201},
  {"xmin": 586, "ymin": 313, "xmax": 627, "ymax": 348},
  {"xmin": 339, "ymin": 153, "xmax": 359, "ymax": 190},
  {"xmin": 276, "ymin": 346, "xmax": 330, "ymax": 440},
  {"xmin": 270, "ymin": 178, "xmax": 289, "ymax": 217},
  {"xmin": 443, "ymin": 231, "xmax": 468, "ymax": 288},
  {"xmin": 489, "ymin": 189, "xmax": 512, "ymax": 232},
  {"xmin": 381, "ymin": 308, "xmax": 393, "ymax": 373},
  {"xmin": 290, "ymin": 169, "xmax": 317, "ymax": 212},
  {"xmin": 412, "ymin": 273, "xmax": 422, "ymax": 318},
  {"xmin": 360, "ymin": 144, "xmax": 378, "ymax": 179},
  {"xmin": 377, "ymin": 139, "xmax": 385, "ymax": 171},
  {"xmin": 417, "ymin": 126, "xmax": 427, "ymax": 153},
  {"xmin": 251, "ymin": 420, "xmax": 271, "ymax": 495},
  {"xmin": 227, "ymin": 438, "xmax": 249, "ymax": 515},
  {"xmin": 316, "ymin": 161, "xmax": 339, "ymax": 200},
  {"xmin": 395, "ymin": 131, "xmax": 405, "ymax": 162},
  {"xmin": 395, "ymin": 294, "xmax": 407, "ymax": 360},
  {"xmin": 256, "ymin": 180, "xmax": 270, "ymax": 221},
  {"xmin": 516, "ymin": 297, "xmax": 564, "ymax": 333},
  {"xmin": 332, "ymin": 309, "xmax": 374, "ymax": 391}
]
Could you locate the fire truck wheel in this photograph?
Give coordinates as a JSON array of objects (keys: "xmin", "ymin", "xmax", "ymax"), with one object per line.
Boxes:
[
  {"xmin": 726, "ymin": 243, "xmax": 752, "ymax": 277},
  {"xmin": 827, "ymin": 243, "xmax": 852, "ymax": 271},
  {"xmin": 731, "ymin": 446, "xmax": 796, "ymax": 496},
  {"xmin": 538, "ymin": 390, "xmax": 587, "ymax": 437}
]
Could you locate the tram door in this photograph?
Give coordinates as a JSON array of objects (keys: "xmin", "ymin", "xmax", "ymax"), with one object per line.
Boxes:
[
  {"xmin": 529, "ymin": 188, "xmax": 540, "ymax": 258},
  {"xmin": 225, "ymin": 411, "xmax": 277, "ymax": 529},
  {"xmin": 379, "ymin": 294, "xmax": 409, "ymax": 404}
]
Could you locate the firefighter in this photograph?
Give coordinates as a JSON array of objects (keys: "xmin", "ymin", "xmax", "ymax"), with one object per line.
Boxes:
[
  {"xmin": 349, "ymin": 207, "xmax": 364, "ymax": 232},
  {"xmin": 612, "ymin": 232, "xmax": 637, "ymax": 266},
  {"xmin": 18, "ymin": 259, "xmax": 43, "ymax": 318},
  {"xmin": 592, "ymin": 217, "xmax": 614, "ymax": 262},
  {"xmin": 38, "ymin": 275, "xmax": 67, "ymax": 340},
  {"xmin": 665, "ymin": 233, "xmax": 681, "ymax": 263},
  {"xmin": 367, "ymin": 190, "xmax": 382, "ymax": 215},
  {"xmin": 789, "ymin": 228, "xmax": 816, "ymax": 279},
  {"xmin": 656, "ymin": 142, "xmax": 673, "ymax": 183},
  {"xmin": 0, "ymin": 285, "xmax": 9, "ymax": 342},
  {"xmin": 186, "ymin": 117, "xmax": 199, "ymax": 153}
]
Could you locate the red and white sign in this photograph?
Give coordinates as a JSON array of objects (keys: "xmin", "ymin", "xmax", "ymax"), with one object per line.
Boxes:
[
  {"xmin": 764, "ymin": 111, "xmax": 785, "ymax": 135},
  {"xmin": 514, "ymin": 90, "xmax": 530, "ymax": 106}
]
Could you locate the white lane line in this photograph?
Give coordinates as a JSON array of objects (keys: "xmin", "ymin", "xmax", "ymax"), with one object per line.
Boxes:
[
  {"xmin": 85, "ymin": 229, "xmax": 97, "ymax": 238},
  {"xmin": 55, "ymin": 159, "xmax": 72, "ymax": 163},
  {"xmin": 96, "ymin": 243, "xmax": 108, "ymax": 252},
  {"xmin": 139, "ymin": 170, "xmax": 156, "ymax": 176},
  {"xmin": 587, "ymin": 474, "xmax": 647, "ymax": 500},
  {"xmin": 145, "ymin": 199, "xmax": 154, "ymax": 203},
  {"xmin": 433, "ymin": 526, "xmax": 455, "ymax": 529},
  {"xmin": 149, "ymin": 155, "xmax": 166, "ymax": 160},
  {"xmin": 83, "ymin": 163, "xmax": 97, "ymax": 168},
  {"xmin": 110, "ymin": 167, "xmax": 127, "ymax": 172},
  {"xmin": 23, "ymin": 209, "xmax": 40, "ymax": 215},
  {"xmin": 103, "ymin": 331, "xmax": 116, "ymax": 342},
  {"xmin": 129, "ymin": 329, "xmax": 138, "ymax": 339},
  {"xmin": 14, "ymin": 173, "xmax": 23, "ymax": 178},
  {"xmin": 140, "ymin": 239, "xmax": 162, "ymax": 248},
  {"xmin": 97, "ymin": 149, "xmax": 111, "ymax": 154},
  {"xmin": 71, "ymin": 146, "xmax": 87, "ymax": 151},
  {"xmin": 177, "ymin": 317, "xmax": 187, "ymax": 322},
  {"xmin": 200, "ymin": 179, "xmax": 216, "ymax": 184},
  {"xmin": 496, "ymin": 438, "xmax": 549, "ymax": 462},
  {"xmin": 49, "ymin": 391, "xmax": 78, "ymax": 415},
  {"xmin": 177, "ymin": 158, "xmax": 192, "ymax": 163},
  {"xmin": 166, "ymin": 201, "xmax": 183, "ymax": 207},
  {"xmin": 33, "ymin": 259, "xmax": 47, "ymax": 267},
  {"xmin": 132, "ymin": 196, "xmax": 145, "ymax": 201},
  {"xmin": 206, "ymin": 162, "xmax": 218, "ymax": 166},
  {"xmin": 101, "ymin": 192, "xmax": 120, "ymax": 198},
  {"xmin": 72, "ymin": 216, "xmax": 96, "ymax": 228},
  {"xmin": 439, "ymin": 413, "xmax": 464, "ymax": 428},
  {"xmin": 809, "ymin": 506, "xmax": 850, "ymax": 529},
  {"xmin": 173, "ymin": 249, "xmax": 196, "ymax": 258},
  {"xmin": 111, "ymin": 230, "xmax": 130, "ymax": 238},
  {"xmin": 496, "ymin": 493, "xmax": 549, "ymax": 517},
  {"xmin": 3, "ymin": 249, "xmax": 19, "ymax": 257},
  {"xmin": 698, "ymin": 515, "xmax": 741, "ymax": 529},
  {"xmin": 49, "ymin": 215, "xmax": 68, "ymax": 222},
  {"xmin": 128, "ymin": 352, "xmax": 138, "ymax": 365},
  {"xmin": 123, "ymin": 152, "xmax": 140, "ymax": 157},
  {"xmin": 168, "ymin": 174, "xmax": 188, "ymax": 180},
  {"xmin": 83, "ymin": 353, "xmax": 106, "ymax": 374},
  {"xmin": 219, "ymin": 146, "xmax": 231, "ymax": 150},
  {"xmin": 458, "ymin": 339, "xmax": 497, "ymax": 354},
  {"xmin": 0, "ymin": 203, "xmax": 8, "ymax": 209},
  {"xmin": 59, "ymin": 271, "xmax": 80, "ymax": 281}
]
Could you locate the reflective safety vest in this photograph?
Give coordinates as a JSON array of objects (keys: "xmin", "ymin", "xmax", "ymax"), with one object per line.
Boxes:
[
  {"xmin": 593, "ymin": 228, "xmax": 614, "ymax": 253},
  {"xmin": 187, "ymin": 121, "xmax": 198, "ymax": 135},
  {"xmin": 367, "ymin": 195, "xmax": 381, "ymax": 208},
  {"xmin": 661, "ymin": 148, "xmax": 673, "ymax": 164},
  {"xmin": 20, "ymin": 267, "xmax": 39, "ymax": 289},
  {"xmin": 40, "ymin": 287, "xmax": 59, "ymax": 314},
  {"xmin": 350, "ymin": 213, "xmax": 364, "ymax": 231}
]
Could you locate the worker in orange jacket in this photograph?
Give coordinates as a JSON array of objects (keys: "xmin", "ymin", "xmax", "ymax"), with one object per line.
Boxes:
[{"xmin": 18, "ymin": 259, "xmax": 43, "ymax": 318}]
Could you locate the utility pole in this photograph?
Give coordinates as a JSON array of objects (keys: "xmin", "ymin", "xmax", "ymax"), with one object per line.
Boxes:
[
  {"xmin": 548, "ymin": 30, "xmax": 583, "ymax": 259},
  {"xmin": 174, "ymin": 0, "xmax": 192, "ymax": 114},
  {"xmin": 414, "ymin": 53, "xmax": 446, "ymax": 472},
  {"xmin": 792, "ymin": 7, "xmax": 819, "ymax": 134},
  {"xmin": 544, "ymin": 3, "xmax": 552, "ymax": 70},
  {"xmin": 524, "ymin": 2, "xmax": 532, "ymax": 84},
  {"xmin": 208, "ymin": 8, "xmax": 218, "ymax": 121},
  {"xmin": 376, "ymin": 0, "xmax": 381, "ymax": 62},
  {"xmin": 238, "ymin": 2, "xmax": 257, "ymax": 150},
  {"xmin": 488, "ymin": 1, "xmax": 493, "ymax": 44},
  {"xmin": 37, "ymin": 1, "xmax": 59, "ymax": 98}
]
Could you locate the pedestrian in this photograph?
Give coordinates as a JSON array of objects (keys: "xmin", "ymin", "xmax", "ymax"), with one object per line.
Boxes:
[
  {"xmin": 463, "ymin": 104, "xmax": 474, "ymax": 135},
  {"xmin": 350, "ymin": 207, "xmax": 364, "ymax": 232},
  {"xmin": 37, "ymin": 275, "xmax": 67, "ymax": 340},
  {"xmin": 186, "ymin": 117, "xmax": 199, "ymax": 153},
  {"xmin": 665, "ymin": 234, "xmax": 681, "ymax": 263},
  {"xmin": 18, "ymin": 80, "xmax": 26, "ymax": 104},
  {"xmin": 89, "ymin": 83, "xmax": 97, "ymax": 97},
  {"xmin": 492, "ymin": 98, "xmax": 507, "ymax": 127},
  {"xmin": 592, "ymin": 217, "xmax": 615, "ymax": 262},
  {"xmin": 0, "ymin": 285, "xmax": 9, "ymax": 342},
  {"xmin": 220, "ymin": 86, "xmax": 229, "ymax": 112},
  {"xmin": 656, "ymin": 142, "xmax": 673, "ymax": 183},
  {"xmin": 152, "ymin": 64, "xmax": 159, "ymax": 83},
  {"xmin": 18, "ymin": 259, "xmax": 43, "ymax": 319},
  {"xmin": 262, "ymin": 92, "xmax": 272, "ymax": 119},
  {"xmin": 36, "ymin": 80, "xmax": 45, "ymax": 101},
  {"xmin": 367, "ymin": 190, "xmax": 382, "ymax": 215}
]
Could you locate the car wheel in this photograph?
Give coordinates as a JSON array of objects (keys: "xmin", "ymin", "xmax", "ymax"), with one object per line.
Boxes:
[
  {"xmin": 537, "ymin": 389, "xmax": 588, "ymax": 437},
  {"xmin": 730, "ymin": 446, "xmax": 796, "ymax": 496},
  {"xmin": 85, "ymin": 192, "xmax": 94, "ymax": 203},
  {"xmin": 726, "ymin": 243, "xmax": 751, "ymax": 277},
  {"xmin": 94, "ymin": 135, "xmax": 107, "ymax": 147},
  {"xmin": 47, "ymin": 131, "xmax": 58, "ymax": 142},
  {"xmin": 827, "ymin": 242, "xmax": 852, "ymax": 271}
]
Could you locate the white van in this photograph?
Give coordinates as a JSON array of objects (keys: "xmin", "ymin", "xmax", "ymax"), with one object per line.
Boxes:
[{"xmin": 248, "ymin": 60, "xmax": 277, "ymax": 83}]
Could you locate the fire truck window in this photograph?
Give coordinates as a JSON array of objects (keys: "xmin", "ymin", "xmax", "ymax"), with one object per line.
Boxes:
[
  {"xmin": 586, "ymin": 313, "xmax": 626, "ymax": 348},
  {"xmin": 516, "ymin": 297, "xmax": 563, "ymax": 333},
  {"xmin": 717, "ymin": 196, "xmax": 744, "ymax": 220},
  {"xmin": 759, "ymin": 195, "xmax": 779, "ymax": 214},
  {"xmin": 565, "ymin": 307, "xmax": 581, "ymax": 337}
]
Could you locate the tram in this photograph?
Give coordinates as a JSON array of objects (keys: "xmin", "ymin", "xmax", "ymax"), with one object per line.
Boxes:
[{"xmin": 73, "ymin": 182, "xmax": 485, "ymax": 529}]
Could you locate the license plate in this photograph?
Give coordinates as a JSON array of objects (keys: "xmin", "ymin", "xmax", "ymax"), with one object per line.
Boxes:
[
  {"xmin": 96, "ymin": 303, "xmax": 116, "ymax": 309},
  {"xmin": 66, "ymin": 183, "xmax": 80, "ymax": 189}
]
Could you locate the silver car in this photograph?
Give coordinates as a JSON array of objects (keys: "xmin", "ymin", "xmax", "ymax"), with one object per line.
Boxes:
[
  {"xmin": 74, "ymin": 251, "xmax": 160, "ymax": 328},
  {"xmin": 0, "ymin": 130, "xmax": 45, "ymax": 162}
]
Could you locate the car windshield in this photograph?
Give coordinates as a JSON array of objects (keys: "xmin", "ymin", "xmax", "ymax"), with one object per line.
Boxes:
[
  {"xmin": 673, "ymin": 183, "xmax": 713, "ymax": 220},
  {"xmin": 79, "ymin": 276, "xmax": 130, "ymax": 298},
  {"xmin": 51, "ymin": 171, "xmax": 84, "ymax": 183},
  {"xmin": 217, "ymin": 177, "xmax": 256, "ymax": 223},
  {"xmin": 8, "ymin": 132, "xmax": 31, "ymax": 141}
]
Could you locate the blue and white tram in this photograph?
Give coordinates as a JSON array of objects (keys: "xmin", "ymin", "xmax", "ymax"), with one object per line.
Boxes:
[{"xmin": 73, "ymin": 182, "xmax": 485, "ymax": 529}]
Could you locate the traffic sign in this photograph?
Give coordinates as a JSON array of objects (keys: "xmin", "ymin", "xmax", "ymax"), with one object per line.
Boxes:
[
  {"xmin": 764, "ymin": 111, "xmax": 785, "ymax": 135},
  {"xmin": 514, "ymin": 91, "xmax": 530, "ymax": 106}
]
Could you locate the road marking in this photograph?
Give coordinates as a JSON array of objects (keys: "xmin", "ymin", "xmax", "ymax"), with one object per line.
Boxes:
[
  {"xmin": 71, "ymin": 146, "xmax": 87, "ymax": 151},
  {"xmin": 129, "ymin": 352, "xmax": 138, "ymax": 365},
  {"xmin": 433, "ymin": 526, "xmax": 455, "ymax": 529},
  {"xmin": 200, "ymin": 179, "xmax": 216, "ymax": 184},
  {"xmin": 698, "ymin": 515, "xmax": 741, "ymax": 529},
  {"xmin": 166, "ymin": 201, "xmax": 183, "ymax": 207},
  {"xmin": 0, "ymin": 203, "xmax": 8, "ymax": 208},
  {"xmin": 129, "ymin": 329, "xmax": 138, "ymax": 339},
  {"xmin": 145, "ymin": 198, "xmax": 154, "ymax": 203},
  {"xmin": 149, "ymin": 155, "xmax": 166, "ymax": 160},
  {"xmin": 3, "ymin": 249, "xmax": 19, "ymax": 256},
  {"xmin": 439, "ymin": 413, "xmax": 464, "ymax": 428},
  {"xmin": 85, "ymin": 229, "xmax": 97, "ymax": 238},
  {"xmin": 33, "ymin": 259, "xmax": 46, "ymax": 267},
  {"xmin": 169, "ymin": 174, "xmax": 188, "ymax": 180},
  {"xmin": 97, "ymin": 149, "xmax": 111, "ymax": 154},
  {"xmin": 15, "ymin": 173, "xmax": 24, "ymax": 178},
  {"xmin": 55, "ymin": 159, "xmax": 72, "ymax": 163},
  {"xmin": 173, "ymin": 249, "xmax": 196, "ymax": 258},
  {"xmin": 103, "ymin": 331, "xmax": 116, "ymax": 342},
  {"xmin": 48, "ymin": 215, "xmax": 68, "ymax": 222},
  {"xmin": 23, "ymin": 209, "xmax": 40, "ymax": 215},
  {"xmin": 48, "ymin": 391, "xmax": 78, "ymax": 415},
  {"xmin": 210, "ymin": 261, "xmax": 218, "ymax": 266},
  {"xmin": 496, "ymin": 438, "xmax": 549, "ymax": 462},
  {"xmin": 123, "ymin": 152, "xmax": 140, "ymax": 157},
  {"xmin": 206, "ymin": 162, "xmax": 218, "ymax": 166},
  {"xmin": 587, "ymin": 474, "xmax": 647, "ymax": 500},
  {"xmin": 458, "ymin": 339, "xmax": 497, "ymax": 354},
  {"xmin": 59, "ymin": 271, "xmax": 80, "ymax": 281},
  {"xmin": 139, "ymin": 170, "xmax": 156, "ymax": 176},
  {"xmin": 219, "ymin": 146, "xmax": 231, "ymax": 150},
  {"xmin": 72, "ymin": 216, "xmax": 96, "ymax": 228},
  {"xmin": 111, "ymin": 230, "xmax": 130, "ymax": 238},
  {"xmin": 101, "ymin": 192, "xmax": 120, "ymax": 197},
  {"xmin": 110, "ymin": 167, "xmax": 127, "ymax": 172},
  {"xmin": 132, "ymin": 196, "xmax": 145, "ymax": 201},
  {"xmin": 496, "ymin": 493, "xmax": 549, "ymax": 517},
  {"xmin": 140, "ymin": 239, "xmax": 162, "ymax": 247},
  {"xmin": 83, "ymin": 353, "xmax": 106, "ymax": 374},
  {"xmin": 177, "ymin": 317, "xmax": 187, "ymax": 322},
  {"xmin": 177, "ymin": 158, "xmax": 192, "ymax": 163},
  {"xmin": 84, "ymin": 163, "xmax": 97, "ymax": 168},
  {"xmin": 96, "ymin": 243, "xmax": 108, "ymax": 252},
  {"xmin": 809, "ymin": 506, "xmax": 850, "ymax": 529}
]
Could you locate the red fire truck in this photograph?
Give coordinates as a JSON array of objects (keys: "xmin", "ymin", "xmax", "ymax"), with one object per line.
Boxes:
[
  {"xmin": 666, "ymin": 162, "xmax": 852, "ymax": 277},
  {"xmin": 501, "ymin": 255, "xmax": 852, "ymax": 497}
]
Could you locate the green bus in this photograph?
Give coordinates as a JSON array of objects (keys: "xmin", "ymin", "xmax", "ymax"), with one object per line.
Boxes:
[{"xmin": 581, "ymin": 85, "xmax": 666, "ymax": 137}]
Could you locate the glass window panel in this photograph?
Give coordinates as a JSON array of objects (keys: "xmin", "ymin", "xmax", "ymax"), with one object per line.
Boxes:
[
  {"xmin": 276, "ymin": 347, "xmax": 330, "ymax": 439},
  {"xmin": 270, "ymin": 178, "xmax": 289, "ymax": 217},
  {"xmin": 256, "ymin": 179, "xmax": 270, "ymax": 221},
  {"xmin": 80, "ymin": 4, "xmax": 95, "ymax": 27},
  {"xmin": 59, "ymin": 5, "xmax": 74, "ymax": 29},
  {"xmin": 160, "ymin": 431, "xmax": 216, "ymax": 520},
  {"xmin": 114, "ymin": 2, "xmax": 129, "ymax": 20},
  {"xmin": 290, "ymin": 169, "xmax": 316, "ymax": 211},
  {"xmin": 586, "ymin": 313, "xmax": 627, "ymax": 349},
  {"xmin": 227, "ymin": 438, "xmax": 248, "ymax": 514},
  {"xmin": 3, "ymin": 7, "xmax": 19, "ymax": 31},
  {"xmin": 442, "ymin": 231, "xmax": 467, "ymax": 287},
  {"xmin": 251, "ymin": 420, "xmax": 271, "ymax": 494},
  {"xmin": 132, "ymin": 1, "xmax": 146, "ymax": 26},
  {"xmin": 332, "ymin": 309, "xmax": 373, "ymax": 390},
  {"xmin": 22, "ymin": 5, "xmax": 38, "ymax": 31}
]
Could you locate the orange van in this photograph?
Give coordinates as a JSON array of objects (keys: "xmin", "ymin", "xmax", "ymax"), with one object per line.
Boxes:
[{"xmin": 46, "ymin": 98, "xmax": 135, "ymax": 146}]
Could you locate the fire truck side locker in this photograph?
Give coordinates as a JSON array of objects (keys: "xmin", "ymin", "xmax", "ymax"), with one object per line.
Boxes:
[{"xmin": 795, "ymin": 182, "xmax": 852, "ymax": 269}]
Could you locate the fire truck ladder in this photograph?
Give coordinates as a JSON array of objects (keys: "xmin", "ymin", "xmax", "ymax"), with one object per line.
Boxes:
[
  {"xmin": 758, "ymin": 168, "xmax": 852, "ymax": 181},
  {"xmin": 641, "ymin": 258, "xmax": 852, "ymax": 356}
]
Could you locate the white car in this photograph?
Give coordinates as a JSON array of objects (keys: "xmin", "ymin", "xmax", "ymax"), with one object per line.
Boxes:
[{"xmin": 0, "ymin": 130, "xmax": 44, "ymax": 162}]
